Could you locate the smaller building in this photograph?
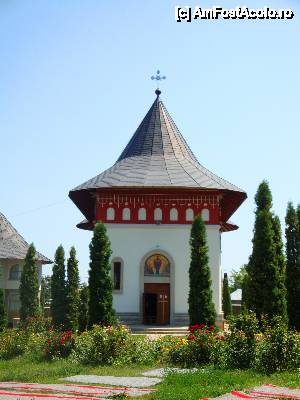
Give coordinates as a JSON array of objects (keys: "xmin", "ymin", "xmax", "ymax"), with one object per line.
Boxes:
[
  {"xmin": 0, "ymin": 212, "xmax": 51, "ymax": 322},
  {"xmin": 230, "ymin": 288, "xmax": 242, "ymax": 315}
]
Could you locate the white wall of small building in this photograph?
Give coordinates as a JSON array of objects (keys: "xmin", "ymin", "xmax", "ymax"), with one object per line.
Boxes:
[{"xmin": 106, "ymin": 223, "xmax": 222, "ymax": 320}]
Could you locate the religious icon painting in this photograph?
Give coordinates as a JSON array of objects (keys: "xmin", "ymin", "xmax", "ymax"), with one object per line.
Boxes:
[{"xmin": 144, "ymin": 254, "xmax": 170, "ymax": 276}]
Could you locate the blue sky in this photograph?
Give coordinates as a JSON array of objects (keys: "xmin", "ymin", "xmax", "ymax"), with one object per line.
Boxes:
[{"xmin": 1, "ymin": 0, "xmax": 299, "ymax": 280}]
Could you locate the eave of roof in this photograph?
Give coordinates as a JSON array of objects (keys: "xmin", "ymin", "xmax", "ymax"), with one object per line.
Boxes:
[{"xmin": 0, "ymin": 212, "xmax": 52, "ymax": 264}]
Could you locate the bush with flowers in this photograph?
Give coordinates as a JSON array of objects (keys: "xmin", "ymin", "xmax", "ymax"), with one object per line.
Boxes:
[
  {"xmin": 158, "ymin": 324, "xmax": 222, "ymax": 367},
  {"xmin": 0, "ymin": 329, "xmax": 28, "ymax": 359},
  {"xmin": 44, "ymin": 330, "xmax": 74, "ymax": 360},
  {"xmin": 253, "ymin": 316, "xmax": 300, "ymax": 374},
  {"xmin": 212, "ymin": 313, "xmax": 259, "ymax": 369}
]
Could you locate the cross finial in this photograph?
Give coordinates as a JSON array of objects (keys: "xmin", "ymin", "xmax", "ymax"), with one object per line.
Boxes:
[{"xmin": 151, "ymin": 70, "xmax": 166, "ymax": 95}]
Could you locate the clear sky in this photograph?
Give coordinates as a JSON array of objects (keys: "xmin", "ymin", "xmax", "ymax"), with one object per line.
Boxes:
[{"xmin": 1, "ymin": 0, "xmax": 299, "ymax": 280}]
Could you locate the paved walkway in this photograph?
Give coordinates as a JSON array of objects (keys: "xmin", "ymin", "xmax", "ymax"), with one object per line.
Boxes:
[
  {"xmin": 0, "ymin": 381, "xmax": 157, "ymax": 398},
  {"xmin": 205, "ymin": 384, "xmax": 300, "ymax": 400}
]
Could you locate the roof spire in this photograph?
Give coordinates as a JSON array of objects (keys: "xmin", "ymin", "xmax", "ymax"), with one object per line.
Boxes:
[{"xmin": 151, "ymin": 70, "xmax": 166, "ymax": 95}]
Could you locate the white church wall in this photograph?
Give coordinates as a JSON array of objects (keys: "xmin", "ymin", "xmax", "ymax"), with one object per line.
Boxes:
[{"xmin": 106, "ymin": 223, "xmax": 222, "ymax": 318}]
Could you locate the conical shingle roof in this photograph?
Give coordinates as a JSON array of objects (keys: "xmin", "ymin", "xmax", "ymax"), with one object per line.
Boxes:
[
  {"xmin": 0, "ymin": 212, "xmax": 52, "ymax": 263},
  {"xmin": 69, "ymin": 92, "xmax": 246, "ymax": 221}
]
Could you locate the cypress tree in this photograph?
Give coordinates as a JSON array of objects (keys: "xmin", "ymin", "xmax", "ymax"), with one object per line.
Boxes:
[
  {"xmin": 272, "ymin": 214, "xmax": 287, "ymax": 319},
  {"xmin": 285, "ymin": 202, "xmax": 300, "ymax": 329},
  {"xmin": 188, "ymin": 214, "xmax": 216, "ymax": 326},
  {"xmin": 0, "ymin": 288, "xmax": 7, "ymax": 331},
  {"xmin": 222, "ymin": 273, "xmax": 232, "ymax": 319},
  {"xmin": 78, "ymin": 283, "xmax": 89, "ymax": 332},
  {"xmin": 65, "ymin": 247, "xmax": 80, "ymax": 331},
  {"xmin": 19, "ymin": 243, "xmax": 40, "ymax": 321},
  {"xmin": 51, "ymin": 245, "xmax": 66, "ymax": 329},
  {"xmin": 246, "ymin": 181, "xmax": 286, "ymax": 319},
  {"xmin": 88, "ymin": 222, "xmax": 115, "ymax": 327}
]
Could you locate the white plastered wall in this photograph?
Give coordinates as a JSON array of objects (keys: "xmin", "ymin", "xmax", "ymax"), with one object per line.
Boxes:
[{"xmin": 106, "ymin": 224, "xmax": 222, "ymax": 317}]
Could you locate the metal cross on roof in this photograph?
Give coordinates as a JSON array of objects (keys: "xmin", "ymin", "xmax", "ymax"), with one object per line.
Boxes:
[{"xmin": 151, "ymin": 70, "xmax": 166, "ymax": 90}]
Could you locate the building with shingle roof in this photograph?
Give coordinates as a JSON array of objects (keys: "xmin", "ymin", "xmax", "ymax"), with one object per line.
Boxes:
[
  {"xmin": 0, "ymin": 212, "xmax": 51, "ymax": 322},
  {"xmin": 69, "ymin": 89, "xmax": 247, "ymax": 326}
]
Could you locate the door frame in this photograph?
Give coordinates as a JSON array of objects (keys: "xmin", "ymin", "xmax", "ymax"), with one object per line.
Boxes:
[{"xmin": 139, "ymin": 249, "xmax": 175, "ymax": 324}]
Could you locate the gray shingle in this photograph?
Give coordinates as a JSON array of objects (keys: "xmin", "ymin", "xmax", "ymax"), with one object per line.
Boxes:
[
  {"xmin": 0, "ymin": 212, "xmax": 52, "ymax": 263},
  {"xmin": 69, "ymin": 93, "xmax": 246, "ymax": 221}
]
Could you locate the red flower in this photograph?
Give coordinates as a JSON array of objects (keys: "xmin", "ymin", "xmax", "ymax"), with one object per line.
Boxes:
[
  {"xmin": 60, "ymin": 338, "xmax": 65, "ymax": 345},
  {"xmin": 47, "ymin": 339, "xmax": 52, "ymax": 344},
  {"xmin": 188, "ymin": 335, "xmax": 195, "ymax": 341}
]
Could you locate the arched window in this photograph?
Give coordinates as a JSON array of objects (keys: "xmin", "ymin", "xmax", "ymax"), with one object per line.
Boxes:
[
  {"xmin": 111, "ymin": 259, "xmax": 123, "ymax": 291},
  {"xmin": 202, "ymin": 208, "xmax": 210, "ymax": 222},
  {"xmin": 154, "ymin": 208, "xmax": 162, "ymax": 221},
  {"xmin": 138, "ymin": 208, "xmax": 146, "ymax": 221},
  {"xmin": 9, "ymin": 265, "xmax": 22, "ymax": 280},
  {"xmin": 106, "ymin": 207, "xmax": 115, "ymax": 221},
  {"xmin": 122, "ymin": 208, "xmax": 131, "ymax": 221},
  {"xmin": 170, "ymin": 208, "xmax": 178, "ymax": 221},
  {"xmin": 186, "ymin": 208, "xmax": 194, "ymax": 221}
]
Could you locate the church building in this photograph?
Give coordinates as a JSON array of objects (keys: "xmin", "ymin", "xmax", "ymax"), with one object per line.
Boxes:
[{"xmin": 69, "ymin": 88, "xmax": 247, "ymax": 326}]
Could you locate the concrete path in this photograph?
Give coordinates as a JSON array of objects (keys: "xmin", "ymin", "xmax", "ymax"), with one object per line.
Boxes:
[
  {"xmin": 0, "ymin": 381, "xmax": 157, "ymax": 398},
  {"xmin": 142, "ymin": 368, "xmax": 198, "ymax": 377},
  {"xmin": 62, "ymin": 375, "xmax": 161, "ymax": 388},
  {"xmin": 204, "ymin": 384, "xmax": 300, "ymax": 400}
]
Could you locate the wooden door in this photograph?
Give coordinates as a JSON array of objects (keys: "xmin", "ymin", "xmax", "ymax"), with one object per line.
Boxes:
[{"xmin": 144, "ymin": 283, "xmax": 170, "ymax": 325}]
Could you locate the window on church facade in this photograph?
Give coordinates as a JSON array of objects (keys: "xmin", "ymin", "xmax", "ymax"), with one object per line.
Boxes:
[
  {"xmin": 202, "ymin": 208, "xmax": 210, "ymax": 222},
  {"xmin": 170, "ymin": 208, "xmax": 178, "ymax": 221},
  {"xmin": 138, "ymin": 208, "xmax": 146, "ymax": 221},
  {"xmin": 144, "ymin": 254, "xmax": 170, "ymax": 277},
  {"xmin": 186, "ymin": 208, "xmax": 194, "ymax": 221},
  {"xmin": 107, "ymin": 207, "xmax": 115, "ymax": 221},
  {"xmin": 122, "ymin": 208, "xmax": 131, "ymax": 221},
  {"xmin": 112, "ymin": 260, "xmax": 123, "ymax": 291},
  {"xmin": 154, "ymin": 208, "xmax": 162, "ymax": 221},
  {"xmin": 9, "ymin": 264, "xmax": 22, "ymax": 280}
]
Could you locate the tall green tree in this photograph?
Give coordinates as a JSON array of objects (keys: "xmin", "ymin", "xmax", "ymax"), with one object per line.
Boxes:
[
  {"xmin": 51, "ymin": 245, "xmax": 66, "ymax": 329},
  {"xmin": 40, "ymin": 275, "xmax": 51, "ymax": 316},
  {"xmin": 246, "ymin": 181, "xmax": 287, "ymax": 319},
  {"xmin": 65, "ymin": 247, "xmax": 80, "ymax": 331},
  {"xmin": 285, "ymin": 202, "xmax": 300, "ymax": 329},
  {"xmin": 222, "ymin": 273, "xmax": 232, "ymax": 319},
  {"xmin": 0, "ymin": 288, "xmax": 7, "ymax": 331},
  {"xmin": 229, "ymin": 265, "xmax": 248, "ymax": 293},
  {"xmin": 88, "ymin": 222, "xmax": 115, "ymax": 327},
  {"xmin": 78, "ymin": 283, "xmax": 89, "ymax": 332},
  {"xmin": 188, "ymin": 214, "xmax": 216, "ymax": 326},
  {"xmin": 19, "ymin": 244, "xmax": 40, "ymax": 321},
  {"xmin": 272, "ymin": 214, "xmax": 287, "ymax": 320}
]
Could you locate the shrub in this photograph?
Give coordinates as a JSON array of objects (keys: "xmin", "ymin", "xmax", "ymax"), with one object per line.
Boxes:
[
  {"xmin": 253, "ymin": 317, "xmax": 300, "ymax": 374},
  {"xmin": 71, "ymin": 324, "xmax": 130, "ymax": 365},
  {"xmin": 0, "ymin": 329, "xmax": 27, "ymax": 359},
  {"xmin": 213, "ymin": 313, "xmax": 259, "ymax": 369},
  {"xmin": 44, "ymin": 330, "xmax": 74, "ymax": 360},
  {"xmin": 159, "ymin": 324, "xmax": 221, "ymax": 367}
]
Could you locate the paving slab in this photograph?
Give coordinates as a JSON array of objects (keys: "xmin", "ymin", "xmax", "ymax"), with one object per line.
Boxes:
[
  {"xmin": 0, "ymin": 382, "xmax": 156, "ymax": 398},
  {"xmin": 0, "ymin": 390, "xmax": 106, "ymax": 400},
  {"xmin": 62, "ymin": 375, "xmax": 162, "ymax": 387},
  {"xmin": 142, "ymin": 367, "xmax": 198, "ymax": 377},
  {"xmin": 250, "ymin": 384, "xmax": 300, "ymax": 398}
]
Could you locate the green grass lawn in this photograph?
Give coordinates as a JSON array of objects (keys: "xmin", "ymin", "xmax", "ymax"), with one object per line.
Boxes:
[
  {"xmin": 148, "ymin": 369, "xmax": 300, "ymax": 400},
  {"xmin": 0, "ymin": 358, "xmax": 299, "ymax": 400}
]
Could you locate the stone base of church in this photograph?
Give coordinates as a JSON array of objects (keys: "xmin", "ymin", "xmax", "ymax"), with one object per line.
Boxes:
[
  {"xmin": 116, "ymin": 312, "xmax": 141, "ymax": 325},
  {"xmin": 116, "ymin": 312, "xmax": 224, "ymax": 329}
]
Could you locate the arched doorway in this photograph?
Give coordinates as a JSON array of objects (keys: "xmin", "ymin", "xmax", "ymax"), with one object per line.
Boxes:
[{"xmin": 140, "ymin": 252, "xmax": 173, "ymax": 325}]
